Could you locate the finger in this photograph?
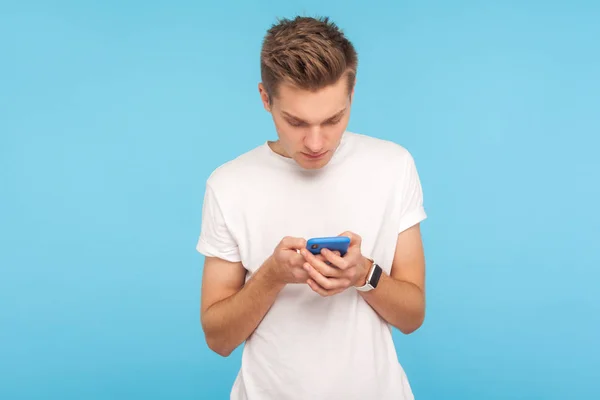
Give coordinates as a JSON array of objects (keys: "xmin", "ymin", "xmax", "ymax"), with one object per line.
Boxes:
[
  {"xmin": 338, "ymin": 231, "xmax": 361, "ymax": 247},
  {"xmin": 315, "ymin": 254, "xmax": 328, "ymax": 263},
  {"xmin": 307, "ymin": 279, "xmax": 345, "ymax": 297},
  {"xmin": 291, "ymin": 252, "xmax": 307, "ymax": 267},
  {"xmin": 291, "ymin": 266, "xmax": 309, "ymax": 282},
  {"xmin": 319, "ymin": 252, "xmax": 340, "ymax": 266},
  {"xmin": 320, "ymin": 248, "xmax": 350, "ymax": 270},
  {"xmin": 304, "ymin": 262, "xmax": 335, "ymax": 289},
  {"xmin": 282, "ymin": 236, "xmax": 307, "ymax": 250},
  {"xmin": 304, "ymin": 262, "xmax": 349, "ymax": 290},
  {"xmin": 316, "ymin": 254, "xmax": 333, "ymax": 266},
  {"xmin": 301, "ymin": 249, "xmax": 344, "ymax": 278}
]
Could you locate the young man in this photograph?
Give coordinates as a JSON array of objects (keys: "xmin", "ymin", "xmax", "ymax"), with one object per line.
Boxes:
[{"xmin": 197, "ymin": 16, "xmax": 427, "ymax": 400}]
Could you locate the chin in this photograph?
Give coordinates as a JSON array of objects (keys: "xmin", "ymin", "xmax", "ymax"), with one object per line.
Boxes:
[
  {"xmin": 294, "ymin": 155, "xmax": 331, "ymax": 170},
  {"xmin": 300, "ymin": 163, "xmax": 325, "ymax": 170}
]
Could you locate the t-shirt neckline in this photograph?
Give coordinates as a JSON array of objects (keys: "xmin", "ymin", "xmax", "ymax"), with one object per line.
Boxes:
[{"xmin": 263, "ymin": 131, "xmax": 352, "ymax": 170}]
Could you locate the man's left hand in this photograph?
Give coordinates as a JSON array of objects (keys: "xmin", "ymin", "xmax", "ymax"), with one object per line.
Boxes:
[{"xmin": 300, "ymin": 231, "xmax": 370, "ymax": 297}]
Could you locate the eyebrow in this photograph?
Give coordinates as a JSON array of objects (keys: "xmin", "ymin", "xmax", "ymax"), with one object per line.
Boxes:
[{"xmin": 282, "ymin": 107, "xmax": 347, "ymax": 124}]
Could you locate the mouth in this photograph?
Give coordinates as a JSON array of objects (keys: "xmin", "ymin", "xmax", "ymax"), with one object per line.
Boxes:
[{"xmin": 302, "ymin": 151, "xmax": 328, "ymax": 160}]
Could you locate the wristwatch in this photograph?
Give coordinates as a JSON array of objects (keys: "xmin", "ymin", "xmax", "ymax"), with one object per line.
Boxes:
[{"xmin": 355, "ymin": 258, "xmax": 382, "ymax": 292}]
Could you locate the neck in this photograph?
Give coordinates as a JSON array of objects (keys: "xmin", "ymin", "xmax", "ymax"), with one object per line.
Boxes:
[{"xmin": 268, "ymin": 140, "xmax": 290, "ymax": 158}]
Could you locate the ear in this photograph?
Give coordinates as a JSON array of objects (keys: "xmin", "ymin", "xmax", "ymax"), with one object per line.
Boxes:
[{"xmin": 258, "ymin": 83, "xmax": 271, "ymax": 112}]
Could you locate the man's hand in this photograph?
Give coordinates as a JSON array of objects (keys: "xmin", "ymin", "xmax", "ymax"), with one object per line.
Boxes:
[
  {"xmin": 300, "ymin": 231, "xmax": 370, "ymax": 297},
  {"xmin": 265, "ymin": 236, "xmax": 310, "ymax": 285},
  {"xmin": 200, "ymin": 235, "xmax": 313, "ymax": 357}
]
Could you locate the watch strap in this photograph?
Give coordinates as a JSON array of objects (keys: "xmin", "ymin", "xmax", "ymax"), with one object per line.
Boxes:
[{"xmin": 356, "ymin": 258, "xmax": 379, "ymax": 292}]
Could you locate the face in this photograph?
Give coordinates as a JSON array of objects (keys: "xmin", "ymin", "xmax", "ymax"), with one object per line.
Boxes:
[{"xmin": 259, "ymin": 76, "xmax": 354, "ymax": 170}]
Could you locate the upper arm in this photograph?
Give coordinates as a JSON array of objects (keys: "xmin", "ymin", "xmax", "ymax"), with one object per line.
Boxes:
[
  {"xmin": 390, "ymin": 224, "xmax": 425, "ymax": 293},
  {"xmin": 196, "ymin": 182, "xmax": 246, "ymax": 318},
  {"xmin": 201, "ymin": 256, "xmax": 246, "ymax": 317},
  {"xmin": 390, "ymin": 150, "xmax": 426, "ymax": 292}
]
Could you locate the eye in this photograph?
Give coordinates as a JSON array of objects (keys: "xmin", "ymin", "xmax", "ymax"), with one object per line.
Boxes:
[
  {"xmin": 287, "ymin": 119, "xmax": 305, "ymax": 127},
  {"xmin": 325, "ymin": 118, "xmax": 342, "ymax": 126}
]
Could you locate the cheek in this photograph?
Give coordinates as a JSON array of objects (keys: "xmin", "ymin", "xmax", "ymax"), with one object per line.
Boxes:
[
  {"xmin": 272, "ymin": 119, "xmax": 288, "ymax": 138},
  {"xmin": 323, "ymin": 121, "xmax": 347, "ymax": 142},
  {"xmin": 273, "ymin": 120, "xmax": 302, "ymax": 145}
]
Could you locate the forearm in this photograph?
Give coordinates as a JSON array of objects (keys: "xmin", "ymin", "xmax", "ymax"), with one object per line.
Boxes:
[
  {"xmin": 359, "ymin": 271, "xmax": 425, "ymax": 334},
  {"xmin": 202, "ymin": 259, "xmax": 284, "ymax": 356}
]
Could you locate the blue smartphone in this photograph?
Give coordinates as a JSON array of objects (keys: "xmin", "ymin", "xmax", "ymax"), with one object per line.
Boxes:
[{"xmin": 306, "ymin": 236, "xmax": 350, "ymax": 256}]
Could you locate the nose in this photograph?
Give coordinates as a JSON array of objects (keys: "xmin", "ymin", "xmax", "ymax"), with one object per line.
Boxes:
[{"xmin": 304, "ymin": 127, "xmax": 325, "ymax": 153}]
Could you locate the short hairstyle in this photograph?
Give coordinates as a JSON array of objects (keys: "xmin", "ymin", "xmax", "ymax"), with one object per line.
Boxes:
[{"xmin": 260, "ymin": 16, "xmax": 358, "ymax": 101}]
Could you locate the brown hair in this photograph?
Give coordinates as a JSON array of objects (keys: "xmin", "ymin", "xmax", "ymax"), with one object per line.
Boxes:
[{"xmin": 260, "ymin": 16, "xmax": 358, "ymax": 101}]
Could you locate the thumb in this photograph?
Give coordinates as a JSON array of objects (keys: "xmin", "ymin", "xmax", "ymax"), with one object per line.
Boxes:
[{"xmin": 281, "ymin": 236, "xmax": 307, "ymax": 250}]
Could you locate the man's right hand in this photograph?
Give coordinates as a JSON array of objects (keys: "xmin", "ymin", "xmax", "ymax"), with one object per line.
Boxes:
[
  {"xmin": 265, "ymin": 236, "xmax": 310, "ymax": 284},
  {"xmin": 201, "ymin": 236, "xmax": 308, "ymax": 357}
]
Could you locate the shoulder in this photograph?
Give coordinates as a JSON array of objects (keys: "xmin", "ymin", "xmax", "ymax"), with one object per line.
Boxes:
[
  {"xmin": 346, "ymin": 131, "xmax": 416, "ymax": 167},
  {"xmin": 204, "ymin": 144, "xmax": 267, "ymax": 192}
]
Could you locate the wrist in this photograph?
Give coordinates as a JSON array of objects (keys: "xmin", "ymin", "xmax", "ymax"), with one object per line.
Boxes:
[
  {"xmin": 260, "ymin": 256, "xmax": 286, "ymax": 290},
  {"xmin": 354, "ymin": 256, "xmax": 373, "ymax": 288}
]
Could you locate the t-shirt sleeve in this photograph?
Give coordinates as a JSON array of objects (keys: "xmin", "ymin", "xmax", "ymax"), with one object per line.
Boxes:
[
  {"xmin": 196, "ymin": 183, "xmax": 241, "ymax": 263},
  {"xmin": 397, "ymin": 153, "xmax": 427, "ymax": 233}
]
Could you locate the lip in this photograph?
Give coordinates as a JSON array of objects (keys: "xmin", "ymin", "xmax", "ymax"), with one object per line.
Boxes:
[{"xmin": 302, "ymin": 151, "xmax": 328, "ymax": 160}]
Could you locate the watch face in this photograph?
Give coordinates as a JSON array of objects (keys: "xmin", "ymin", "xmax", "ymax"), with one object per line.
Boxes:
[{"xmin": 370, "ymin": 264, "xmax": 382, "ymax": 288}]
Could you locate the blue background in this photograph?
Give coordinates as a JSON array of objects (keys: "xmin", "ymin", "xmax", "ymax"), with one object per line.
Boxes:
[{"xmin": 2, "ymin": 1, "xmax": 599, "ymax": 399}]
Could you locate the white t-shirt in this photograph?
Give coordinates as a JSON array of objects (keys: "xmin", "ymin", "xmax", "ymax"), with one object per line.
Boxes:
[{"xmin": 197, "ymin": 131, "xmax": 427, "ymax": 400}]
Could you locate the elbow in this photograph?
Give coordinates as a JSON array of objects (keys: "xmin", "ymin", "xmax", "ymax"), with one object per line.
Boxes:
[
  {"xmin": 201, "ymin": 314, "xmax": 233, "ymax": 357},
  {"xmin": 205, "ymin": 335, "xmax": 234, "ymax": 357},
  {"xmin": 398, "ymin": 309, "xmax": 425, "ymax": 335},
  {"xmin": 399, "ymin": 323, "xmax": 421, "ymax": 335}
]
